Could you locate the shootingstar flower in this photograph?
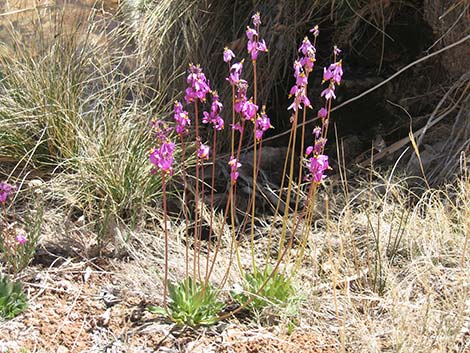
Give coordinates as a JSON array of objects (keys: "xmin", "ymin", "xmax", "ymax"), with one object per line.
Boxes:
[
  {"xmin": 223, "ymin": 47, "xmax": 235, "ymax": 63},
  {"xmin": 198, "ymin": 143, "xmax": 210, "ymax": 160},
  {"xmin": 231, "ymin": 123, "xmax": 243, "ymax": 132},
  {"xmin": 317, "ymin": 107, "xmax": 328, "ymax": 119},
  {"xmin": 242, "ymin": 99, "xmax": 258, "ymax": 121},
  {"xmin": 184, "ymin": 64, "xmax": 211, "ymax": 104},
  {"xmin": 321, "ymin": 86, "xmax": 336, "ymax": 101},
  {"xmin": 227, "ymin": 61, "xmax": 244, "ymax": 86},
  {"xmin": 150, "ymin": 141, "xmax": 175, "ymax": 175},
  {"xmin": 334, "ymin": 46, "xmax": 341, "ymax": 56},
  {"xmin": 309, "ymin": 25, "xmax": 319, "ymax": 37},
  {"xmin": 255, "ymin": 110, "xmax": 273, "ymax": 141},
  {"xmin": 307, "ymin": 154, "xmax": 329, "ymax": 182},
  {"xmin": 252, "ymin": 12, "xmax": 261, "ymax": 27},
  {"xmin": 173, "ymin": 101, "xmax": 190, "ymax": 136},
  {"xmin": 313, "ymin": 126, "xmax": 322, "ymax": 139},
  {"xmin": 203, "ymin": 92, "xmax": 224, "ymax": 130},
  {"xmin": 228, "ymin": 156, "xmax": 242, "ymax": 183}
]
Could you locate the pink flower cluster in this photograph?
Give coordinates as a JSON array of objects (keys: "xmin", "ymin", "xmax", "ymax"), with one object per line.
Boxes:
[
  {"xmin": 320, "ymin": 50, "xmax": 343, "ymax": 101},
  {"xmin": 246, "ymin": 13, "xmax": 268, "ymax": 61},
  {"xmin": 254, "ymin": 109, "xmax": 272, "ymax": 141},
  {"xmin": 227, "ymin": 61, "xmax": 244, "ymax": 86},
  {"xmin": 304, "ymin": 149, "xmax": 329, "ymax": 183},
  {"xmin": 150, "ymin": 139, "xmax": 175, "ymax": 175},
  {"xmin": 288, "ymin": 30, "xmax": 317, "ymax": 112},
  {"xmin": 203, "ymin": 92, "xmax": 224, "ymax": 130},
  {"xmin": 228, "ymin": 156, "xmax": 241, "ymax": 183},
  {"xmin": 198, "ymin": 142, "xmax": 210, "ymax": 160},
  {"xmin": 150, "ymin": 64, "xmax": 222, "ymax": 175},
  {"xmin": 173, "ymin": 101, "xmax": 190, "ymax": 136},
  {"xmin": 234, "ymin": 80, "xmax": 258, "ymax": 121},
  {"xmin": 0, "ymin": 182, "xmax": 15, "ymax": 204},
  {"xmin": 185, "ymin": 64, "xmax": 211, "ymax": 104},
  {"xmin": 223, "ymin": 47, "xmax": 235, "ymax": 63}
]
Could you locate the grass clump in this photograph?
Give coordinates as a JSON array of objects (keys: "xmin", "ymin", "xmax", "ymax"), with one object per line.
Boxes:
[
  {"xmin": 232, "ymin": 267, "xmax": 295, "ymax": 315},
  {"xmin": 0, "ymin": 274, "xmax": 27, "ymax": 320},
  {"xmin": 148, "ymin": 277, "xmax": 224, "ymax": 327}
]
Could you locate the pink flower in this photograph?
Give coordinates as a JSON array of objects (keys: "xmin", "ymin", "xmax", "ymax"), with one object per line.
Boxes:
[
  {"xmin": 305, "ymin": 146, "xmax": 314, "ymax": 156},
  {"xmin": 323, "ymin": 61, "xmax": 343, "ymax": 85},
  {"xmin": 231, "ymin": 123, "xmax": 243, "ymax": 132},
  {"xmin": 309, "ymin": 25, "xmax": 319, "ymax": 37},
  {"xmin": 246, "ymin": 27, "xmax": 258, "ymax": 41},
  {"xmin": 298, "ymin": 37, "xmax": 314, "ymax": 56},
  {"xmin": 321, "ymin": 86, "xmax": 336, "ymax": 101},
  {"xmin": 0, "ymin": 182, "xmax": 15, "ymax": 204},
  {"xmin": 150, "ymin": 141, "xmax": 175, "ymax": 175},
  {"xmin": 184, "ymin": 64, "xmax": 211, "ymax": 104},
  {"xmin": 313, "ymin": 127, "xmax": 321, "ymax": 139},
  {"xmin": 234, "ymin": 80, "xmax": 248, "ymax": 113},
  {"xmin": 255, "ymin": 111, "xmax": 273, "ymax": 141},
  {"xmin": 307, "ymin": 154, "xmax": 329, "ymax": 182},
  {"xmin": 252, "ymin": 12, "xmax": 261, "ymax": 26},
  {"xmin": 314, "ymin": 138, "xmax": 327, "ymax": 154},
  {"xmin": 173, "ymin": 101, "xmax": 190, "ymax": 135},
  {"xmin": 15, "ymin": 234, "xmax": 27, "ymax": 245},
  {"xmin": 246, "ymin": 26, "xmax": 267, "ymax": 61},
  {"xmin": 198, "ymin": 143, "xmax": 210, "ymax": 160},
  {"xmin": 242, "ymin": 99, "xmax": 258, "ymax": 121},
  {"xmin": 334, "ymin": 46, "xmax": 341, "ymax": 56},
  {"xmin": 228, "ymin": 156, "xmax": 241, "ymax": 183},
  {"xmin": 203, "ymin": 92, "xmax": 224, "ymax": 131},
  {"xmin": 223, "ymin": 47, "xmax": 235, "ymax": 63},
  {"xmin": 227, "ymin": 61, "xmax": 244, "ymax": 85},
  {"xmin": 317, "ymin": 107, "xmax": 328, "ymax": 119}
]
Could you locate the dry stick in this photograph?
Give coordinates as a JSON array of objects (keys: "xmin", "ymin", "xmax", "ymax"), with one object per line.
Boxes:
[
  {"xmin": 248, "ymin": 33, "xmax": 470, "ymax": 151},
  {"xmin": 360, "ymin": 81, "xmax": 469, "ymax": 168},
  {"xmin": 416, "ymin": 75, "xmax": 469, "ymax": 148}
]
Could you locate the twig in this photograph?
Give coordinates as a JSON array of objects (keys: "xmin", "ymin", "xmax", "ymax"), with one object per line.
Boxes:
[{"xmin": 255, "ymin": 33, "xmax": 470, "ymax": 149}]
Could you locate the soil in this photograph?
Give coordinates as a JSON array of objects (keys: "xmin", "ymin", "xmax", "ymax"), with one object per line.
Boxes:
[{"xmin": 0, "ymin": 256, "xmax": 338, "ymax": 353}]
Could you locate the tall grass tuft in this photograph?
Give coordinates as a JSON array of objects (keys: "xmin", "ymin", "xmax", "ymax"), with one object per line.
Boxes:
[{"xmin": 0, "ymin": 6, "xmax": 172, "ymax": 245}]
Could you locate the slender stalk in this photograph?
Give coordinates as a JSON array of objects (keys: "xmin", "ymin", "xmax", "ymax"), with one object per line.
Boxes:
[
  {"xmin": 204, "ymin": 131, "xmax": 218, "ymax": 281},
  {"xmin": 198, "ymin": 158, "xmax": 206, "ymax": 280},
  {"xmin": 277, "ymin": 106, "xmax": 299, "ymax": 262},
  {"xmin": 179, "ymin": 136, "xmax": 190, "ymax": 278},
  {"xmin": 206, "ymin": 119, "xmax": 247, "ymax": 283},
  {"xmin": 162, "ymin": 173, "xmax": 169, "ymax": 312},
  {"xmin": 193, "ymin": 101, "xmax": 200, "ymax": 281},
  {"xmin": 264, "ymin": 120, "xmax": 294, "ymax": 268},
  {"xmin": 250, "ymin": 126, "xmax": 258, "ymax": 272}
]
